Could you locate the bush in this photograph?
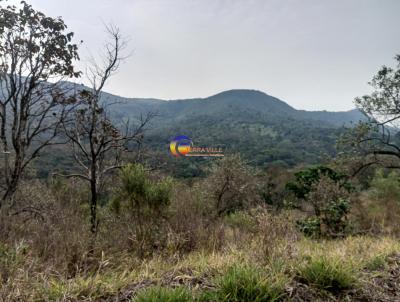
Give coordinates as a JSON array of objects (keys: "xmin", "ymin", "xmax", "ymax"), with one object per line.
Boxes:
[
  {"xmin": 296, "ymin": 176, "xmax": 351, "ymax": 238},
  {"xmin": 296, "ymin": 217, "xmax": 321, "ymax": 238},
  {"xmin": 111, "ymin": 164, "xmax": 174, "ymax": 256},
  {"xmin": 224, "ymin": 211, "xmax": 257, "ymax": 233},
  {"xmin": 258, "ymin": 166, "xmax": 293, "ymax": 209},
  {"xmin": 352, "ymin": 169, "xmax": 400, "ymax": 236},
  {"xmin": 286, "ymin": 165, "xmax": 351, "ymax": 199},
  {"xmin": 257, "ymin": 211, "xmax": 298, "ymax": 261},
  {"xmin": 297, "ymin": 256, "xmax": 357, "ymax": 293},
  {"xmin": 206, "ymin": 265, "xmax": 285, "ymax": 302},
  {"xmin": 370, "ymin": 169, "xmax": 400, "ymax": 200},
  {"xmin": 133, "ymin": 286, "xmax": 193, "ymax": 302},
  {"xmin": 201, "ymin": 155, "xmax": 259, "ymax": 219}
]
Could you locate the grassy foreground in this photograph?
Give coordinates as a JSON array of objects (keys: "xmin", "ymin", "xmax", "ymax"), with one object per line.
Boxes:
[
  {"xmin": 2, "ymin": 164, "xmax": 400, "ymax": 301},
  {"xmin": 2, "ymin": 234, "xmax": 399, "ymax": 301}
]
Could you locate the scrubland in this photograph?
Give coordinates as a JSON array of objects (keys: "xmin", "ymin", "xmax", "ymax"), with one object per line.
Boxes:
[{"xmin": 1, "ymin": 158, "xmax": 399, "ymax": 301}]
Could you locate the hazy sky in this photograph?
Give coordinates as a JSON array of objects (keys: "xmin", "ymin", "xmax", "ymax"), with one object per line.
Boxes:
[{"xmin": 7, "ymin": 0, "xmax": 400, "ymax": 110}]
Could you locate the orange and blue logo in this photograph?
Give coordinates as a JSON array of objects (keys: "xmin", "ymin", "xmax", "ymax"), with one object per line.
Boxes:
[
  {"xmin": 169, "ymin": 135, "xmax": 193, "ymax": 157},
  {"xmin": 170, "ymin": 135, "xmax": 224, "ymax": 157}
]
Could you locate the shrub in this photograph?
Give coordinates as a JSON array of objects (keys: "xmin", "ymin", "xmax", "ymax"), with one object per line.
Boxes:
[
  {"xmin": 286, "ymin": 165, "xmax": 351, "ymax": 199},
  {"xmin": 296, "ymin": 217, "xmax": 321, "ymax": 238},
  {"xmin": 351, "ymin": 169, "xmax": 400, "ymax": 237},
  {"xmin": 224, "ymin": 211, "xmax": 257, "ymax": 233},
  {"xmin": 207, "ymin": 265, "xmax": 285, "ymax": 302},
  {"xmin": 166, "ymin": 183, "xmax": 226, "ymax": 254},
  {"xmin": 258, "ymin": 166, "xmax": 293, "ymax": 209},
  {"xmin": 257, "ymin": 211, "xmax": 298, "ymax": 261},
  {"xmin": 296, "ymin": 176, "xmax": 351, "ymax": 238},
  {"xmin": 201, "ymin": 155, "xmax": 259, "ymax": 219},
  {"xmin": 133, "ymin": 286, "xmax": 193, "ymax": 302},
  {"xmin": 111, "ymin": 164, "xmax": 173, "ymax": 256},
  {"xmin": 370, "ymin": 169, "xmax": 400, "ymax": 200},
  {"xmin": 297, "ymin": 256, "xmax": 357, "ymax": 293}
]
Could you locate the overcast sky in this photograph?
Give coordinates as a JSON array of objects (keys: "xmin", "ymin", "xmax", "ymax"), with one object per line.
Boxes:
[{"xmin": 8, "ymin": 0, "xmax": 400, "ymax": 111}]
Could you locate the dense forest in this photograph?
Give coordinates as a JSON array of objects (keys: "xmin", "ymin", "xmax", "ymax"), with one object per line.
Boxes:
[{"xmin": 1, "ymin": 2, "xmax": 400, "ymax": 302}]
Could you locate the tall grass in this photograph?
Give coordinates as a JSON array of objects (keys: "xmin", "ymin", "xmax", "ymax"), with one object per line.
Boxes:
[
  {"xmin": 297, "ymin": 256, "xmax": 357, "ymax": 292},
  {"xmin": 204, "ymin": 265, "xmax": 286, "ymax": 302},
  {"xmin": 133, "ymin": 287, "xmax": 193, "ymax": 302}
]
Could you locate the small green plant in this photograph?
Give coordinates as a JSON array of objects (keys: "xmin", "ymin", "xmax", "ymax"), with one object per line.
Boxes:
[
  {"xmin": 133, "ymin": 286, "xmax": 193, "ymax": 302},
  {"xmin": 297, "ymin": 256, "xmax": 357, "ymax": 293},
  {"xmin": 206, "ymin": 265, "xmax": 285, "ymax": 302},
  {"xmin": 224, "ymin": 211, "xmax": 257, "ymax": 233},
  {"xmin": 0, "ymin": 242, "xmax": 29, "ymax": 284},
  {"xmin": 296, "ymin": 217, "xmax": 321, "ymax": 238},
  {"xmin": 365, "ymin": 255, "xmax": 387, "ymax": 271}
]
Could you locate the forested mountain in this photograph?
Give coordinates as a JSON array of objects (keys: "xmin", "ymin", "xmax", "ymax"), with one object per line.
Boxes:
[
  {"xmin": 35, "ymin": 86, "xmax": 365, "ymax": 177},
  {"xmin": 35, "ymin": 87, "xmax": 363, "ymax": 177},
  {"xmin": 106, "ymin": 88, "xmax": 363, "ymax": 127},
  {"xmin": 104, "ymin": 89, "xmax": 364, "ymax": 172}
]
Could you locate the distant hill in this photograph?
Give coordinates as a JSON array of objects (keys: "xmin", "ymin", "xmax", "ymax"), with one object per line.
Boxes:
[
  {"xmin": 36, "ymin": 87, "xmax": 365, "ymax": 177},
  {"xmin": 99, "ymin": 89, "xmax": 364, "ymax": 176},
  {"xmin": 105, "ymin": 89, "xmax": 364, "ymax": 127}
]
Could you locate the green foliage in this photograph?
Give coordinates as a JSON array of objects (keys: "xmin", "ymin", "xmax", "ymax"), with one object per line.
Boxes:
[
  {"xmin": 132, "ymin": 265, "xmax": 285, "ymax": 302},
  {"xmin": 323, "ymin": 198, "xmax": 350, "ymax": 234},
  {"xmin": 287, "ymin": 167, "xmax": 352, "ymax": 238},
  {"xmin": 296, "ymin": 217, "xmax": 321, "ymax": 238},
  {"xmin": 258, "ymin": 166, "xmax": 293, "ymax": 209},
  {"xmin": 205, "ymin": 265, "xmax": 285, "ymax": 302},
  {"xmin": 349, "ymin": 55, "xmax": 400, "ymax": 172},
  {"xmin": 133, "ymin": 286, "xmax": 193, "ymax": 302},
  {"xmin": 297, "ymin": 256, "xmax": 357, "ymax": 292},
  {"xmin": 353, "ymin": 168, "xmax": 400, "ymax": 236},
  {"xmin": 297, "ymin": 196, "xmax": 350, "ymax": 238},
  {"xmin": 370, "ymin": 169, "xmax": 400, "ymax": 201},
  {"xmin": 112, "ymin": 164, "xmax": 173, "ymax": 214},
  {"xmin": 364, "ymin": 255, "xmax": 387, "ymax": 271},
  {"xmin": 0, "ymin": 2, "xmax": 80, "ymax": 78},
  {"xmin": 286, "ymin": 166, "xmax": 351, "ymax": 199},
  {"xmin": 224, "ymin": 211, "xmax": 258, "ymax": 233},
  {"xmin": 355, "ymin": 54, "xmax": 400, "ymax": 119}
]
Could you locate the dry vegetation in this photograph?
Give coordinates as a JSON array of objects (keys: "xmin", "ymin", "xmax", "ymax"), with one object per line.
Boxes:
[{"xmin": 1, "ymin": 159, "xmax": 400, "ymax": 301}]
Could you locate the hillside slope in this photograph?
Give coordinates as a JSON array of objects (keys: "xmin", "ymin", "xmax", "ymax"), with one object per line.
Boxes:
[{"xmin": 36, "ymin": 87, "xmax": 365, "ymax": 177}]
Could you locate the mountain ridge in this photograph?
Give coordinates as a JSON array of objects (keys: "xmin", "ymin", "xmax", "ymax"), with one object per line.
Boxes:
[
  {"xmin": 104, "ymin": 88, "xmax": 359, "ymax": 115},
  {"xmin": 35, "ymin": 85, "xmax": 366, "ymax": 176},
  {"xmin": 98, "ymin": 87, "xmax": 364, "ymax": 127}
]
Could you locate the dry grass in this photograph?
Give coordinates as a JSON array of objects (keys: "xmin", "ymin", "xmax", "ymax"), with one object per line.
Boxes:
[
  {"xmin": 1, "ymin": 221, "xmax": 399, "ymax": 301},
  {"xmin": 1, "ymin": 176, "xmax": 400, "ymax": 301}
]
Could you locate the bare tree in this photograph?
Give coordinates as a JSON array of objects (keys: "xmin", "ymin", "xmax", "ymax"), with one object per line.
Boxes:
[
  {"xmin": 60, "ymin": 25, "xmax": 153, "ymax": 234},
  {"xmin": 0, "ymin": 2, "xmax": 80, "ymax": 205}
]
